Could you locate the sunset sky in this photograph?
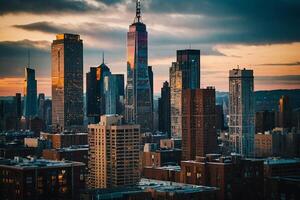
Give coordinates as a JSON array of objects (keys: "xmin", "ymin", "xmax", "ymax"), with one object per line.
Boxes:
[{"xmin": 0, "ymin": 0, "xmax": 300, "ymax": 96}]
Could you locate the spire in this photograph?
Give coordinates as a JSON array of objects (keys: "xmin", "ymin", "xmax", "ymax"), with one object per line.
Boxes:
[
  {"xmin": 135, "ymin": 0, "xmax": 141, "ymax": 22},
  {"xmin": 102, "ymin": 52, "xmax": 105, "ymax": 64}
]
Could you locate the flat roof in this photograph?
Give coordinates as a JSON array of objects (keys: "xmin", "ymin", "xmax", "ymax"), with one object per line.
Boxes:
[
  {"xmin": 144, "ymin": 165, "xmax": 181, "ymax": 171},
  {"xmin": 0, "ymin": 158, "xmax": 85, "ymax": 170},
  {"xmin": 264, "ymin": 158, "xmax": 300, "ymax": 165},
  {"xmin": 139, "ymin": 178, "xmax": 218, "ymax": 193}
]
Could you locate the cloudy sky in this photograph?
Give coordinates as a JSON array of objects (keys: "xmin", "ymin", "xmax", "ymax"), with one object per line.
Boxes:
[{"xmin": 0, "ymin": 0, "xmax": 300, "ymax": 96}]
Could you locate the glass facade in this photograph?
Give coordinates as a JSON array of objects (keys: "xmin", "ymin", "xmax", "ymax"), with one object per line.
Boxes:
[
  {"xmin": 229, "ymin": 68, "xmax": 254, "ymax": 157},
  {"xmin": 51, "ymin": 34, "xmax": 83, "ymax": 131},
  {"xmin": 125, "ymin": 19, "xmax": 153, "ymax": 132},
  {"xmin": 23, "ymin": 67, "xmax": 37, "ymax": 119},
  {"xmin": 170, "ymin": 50, "xmax": 201, "ymax": 138}
]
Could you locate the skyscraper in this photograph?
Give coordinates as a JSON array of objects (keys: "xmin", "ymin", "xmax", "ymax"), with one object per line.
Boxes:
[
  {"xmin": 23, "ymin": 67, "xmax": 37, "ymax": 119},
  {"xmin": 158, "ymin": 81, "xmax": 171, "ymax": 137},
  {"xmin": 170, "ymin": 62, "xmax": 182, "ymax": 138},
  {"xmin": 177, "ymin": 49, "xmax": 201, "ymax": 89},
  {"xmin": 170, "ymin": 49, "xmax": 201, "ymax": 138},
  {"xmin": 104, "ymin": 74, "xmax": 125, "ymax": 115},
  {"xmin": 88, "ymin": 115, "xmax": 140, "ymax": 189},
  {"xmin": 51, "ymin": 33, "xmax": 83, "ymax": 131},
  {"xmin": 278, "ymin": 95, "xmax": 292, "ymax": 128},
  {"xmin": 229, "ymin": 68, "xmax": 255, "ymax": 157},
  {"xmin": 86, "ymin": 55, "xmax": 111, "ymax": 123},
  {"xmin": 125, "ymin": 0, "xmax": 153, "ymax": 132},
  {"xmin": 37, "ymin": 93, "xmax": 45, "ymax": 121},
  {"xmin": 148, "ymin": 66, "xmax": 154, "ymax": 113},
  {"xmin": 181, "ymin": 87, "xmax": 217, "ymax": 160}
]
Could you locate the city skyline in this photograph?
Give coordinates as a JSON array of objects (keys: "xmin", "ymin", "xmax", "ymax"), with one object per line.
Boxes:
[{"xmin": 1, "ymin": 0, "xmax": 300, "ymax": 96}]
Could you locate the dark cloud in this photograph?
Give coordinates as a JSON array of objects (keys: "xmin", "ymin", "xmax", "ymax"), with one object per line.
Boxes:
[
  {"xmin": 0, "ymin": 40, "xmax": 50, "ymax": 77},
  {"xmin": 0, "ymin": 0, "xmax": 97, "ymax": 15},
  {"xmin": 143, "ymin": 0, "xmax": 300, "ymax": 44},
  {"xmin": 257, "ymin": 62, "xmax": 300, "ymax": 66}
]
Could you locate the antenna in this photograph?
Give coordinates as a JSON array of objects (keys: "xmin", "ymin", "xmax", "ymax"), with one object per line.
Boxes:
[
  {"xmin": 102, "ymin": 52, "xmax": 105, "ymax": 64},
  {"xmin": 27, "ymin": 49, "xmax": 31, "ymax": 67},
  {"xmin": 135, "ymin": 0, "xmax": 141, "ymax": 22}
]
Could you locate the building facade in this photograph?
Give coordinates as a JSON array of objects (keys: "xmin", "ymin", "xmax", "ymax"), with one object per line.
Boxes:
[
  {"xmin": 86, "ymin": 57, "xmax": 111, "ymax": 123},
  {"xmin": 181, "ymin": 88, "xmax": 217, "ymax": 160},
  {"xmin": 88, "ymin": 115, "xmax": 140, "ymax": 189},
  {"xmin": 125, "ymin": 1, "xmax": 153, "ymax": 132},
  {"xmin": 37, "ymin": 93, "xmax": 45, "ymax": 121},
  {"xmin": 51, "ymin": 33, "xmax": 83, "ymax": 131},
  {"xmin": 0, "ymin": 158, "xmax": 86, "ymax": 200},
  {"xmin": 158, "ymin": 81, "xmax": 171, "ymax": 137},
  {"xmin": 104, "ymin": 74, "xmax": 124, "ymax": 115},
  {"xmin": 24, "ymin": 67, "xmax": 37, "ymax": 119},
  {"xmin": 170, "ymin": 50, "xmax": 201, "ymax": 138},
  {"xmin": 229, "ymin": 68, "xmax": 255, "ymax": 157}
]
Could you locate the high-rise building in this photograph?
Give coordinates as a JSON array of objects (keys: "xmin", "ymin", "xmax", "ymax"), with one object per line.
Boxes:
[
  {"xmin": 158, "ymin": 81, "xmax": 171, "ymax": 137},
  {"xmin": 181, "ymin": 87, "xmax": 217, "ymax": 160},
  {"xmin": 104, "ymin": 74, "xmax": 124, "ymax": 115},
  {"xmin": 15, "ymin": 93, "xmax": 22, "ymax": 120},
  {"xmin": 176, "ymin": 49, "xmax": 201, "ymax": 89},
  {"xmin": 125, "ymin": 0, "xmax": 153, "ymax": 132},
  {"xmin": 88, "ymin": 115, "xmax": 140, "ymax": 189},
  {"xmin": 170, "ymin": 50, "xmax": 201, "ymax": 138},
  {"xmin": 229, "ymin": 68, "xmax": 255, "ymax": 157},
  {"xmin": 37, "ymin": 93, "xmax": 45, "ymax": 121},
  {"xmin": 170, "ymin": 62, "xmax": 182, "ymax": 138},
  {"xmin": 278, "ymin": 95, "xmax": 292, "ymax": 128},
  {"xmin": 215, "ymin": 104, "xmax": 225, "ymax": 131},
  {"xmin": 44, "ymin": 99, "xmax": 52, "ymax": 126},
  {"xmin": 23, "ymin": 67, "xmax": 37, "ymax": 119},
  {"xmin": 255, "ymin": 110, "xmax": 275, "ymax": 133},
  {"xmin": 86, "ymin": 56, "xmax": 111, "ymax": 123},
  {"xmin": 51, "ymin": 33, "xmax": 83, "ymax": 131},
  {"xmin": 148, "ymin": 66, "xmax": 154, "ymax": 113}
]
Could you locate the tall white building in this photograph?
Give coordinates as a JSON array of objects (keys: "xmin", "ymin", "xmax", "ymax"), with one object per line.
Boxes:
[
  {"xmin": 229, "ymin": 68, "xmax": 255, "ymax": 157},
  {"xmin": 88, "ymin": 115, "xmax": 140, "ymax": 189}
]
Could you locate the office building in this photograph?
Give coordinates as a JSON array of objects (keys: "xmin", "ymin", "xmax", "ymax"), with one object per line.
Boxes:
[
  {"xmin": 125, "ymin": 0, "xmax": 153, "ymax": 132},
  {"xmin": 0, "ymin": 157, "xmax": 85, "ymax": 200},
  {"xmin": 215, "ymin": 105, "xmax": 225, "ymax": 131},
  {"xmin": 158, "ymin": 81, "xmax": 171, "ymax": 136},
  {"xmin": 148, "ymin": 66, "xmax": 154, "ymax": 113},
  {"xmin": 255, "ymin": 110, "xmax": 275, "ymax": 133},
  {"xmin": 176, "ymin": 49, "xmax": 201, "ymax": 89},
  {"xmin": 86, "ymin": 55, "xmax": 111, "ymax": 123},
  {"xmin": 182, "ymin": 87, "xmax": 217, "ymax": 160},
  {"xmin": 104, "ymin": 74, "xmax": 124, "ymax": 115},
  {"xmin": 23, "ymin": 67, "xmax": 37, "ymax": 119},
  {"xmin": 278, "ymin": 95, "xmax": 292, "ymax": 128},
  {"xmin": 37, "ymin": 93, "xmax": 45, "ymax": 121},
  {"xmin": 51, "ymin": 33, "xmax": 83, "ymax": 131},
  {"xmin": 0, "ymin": 94, "xmax": 22, "ymax": 131},
  {"xmin": 170, "ymin": 62, "xmax": 183, "ymax": 138},
  {"xmin": 229, "ymin": 68, "xmax": 255, "ymax": 157},
  {"xmin": 181, "ymin": 155, "xmax": 264, "ymax": 200},
  {"xmin": 170, "ymin": 50, "xmax": 201, "ymax": 138},
  {"xmin": 88, "ymin": 115, "xmax": 140, "ymax": 189}
]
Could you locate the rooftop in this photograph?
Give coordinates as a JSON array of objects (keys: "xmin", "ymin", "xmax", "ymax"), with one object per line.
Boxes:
[
  {"xmin": 264, "ymin": 158, "xmax": 300, "ymax": 165},
  {"xmin": 83, "ymin": 178, "xmax": 217, "ymax": 198},
  {"xmin": 0, "ymin": 157, "xmax": 85, "ymax": 170},
  {"xmin": 139, "ymin": 178, "xmax": 217, "ymax": 193},
  {"xmin": 144, "ymin": 165, "xmax": 181, "ymax": 172}
]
